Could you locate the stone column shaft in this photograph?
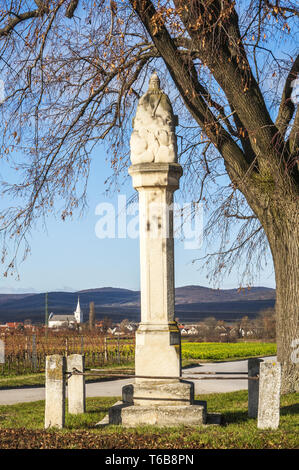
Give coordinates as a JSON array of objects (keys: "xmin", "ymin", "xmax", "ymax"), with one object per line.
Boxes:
[
  {"xmin": 138, "ymin": 187, "xmax": 175, "ymax": 325},
  {"xmin": 129, "ymin": 163, "xmax": 186, "ymax": 400}
]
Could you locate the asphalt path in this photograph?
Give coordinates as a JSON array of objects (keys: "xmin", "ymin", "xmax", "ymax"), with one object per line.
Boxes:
[{"xmin": 0, "ymin": 356, "xmax": 276, "ymax": 405}]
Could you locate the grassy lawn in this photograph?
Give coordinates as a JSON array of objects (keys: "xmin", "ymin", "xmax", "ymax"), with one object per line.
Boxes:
[{"xmin": 0, "ymin": 391, "xmax": 297, "ymax": 449}]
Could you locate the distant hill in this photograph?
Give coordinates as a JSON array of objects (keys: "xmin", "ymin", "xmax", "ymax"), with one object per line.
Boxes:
[
  {"xmin": 0, "ymin": 285, "xmax": 275, "ymax": 324},
  {"xmin": 175, "ymin": 285, "xmax": 275, "ymax": 304}
]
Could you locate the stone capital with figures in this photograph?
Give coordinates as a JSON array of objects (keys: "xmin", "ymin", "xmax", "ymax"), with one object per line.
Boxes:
[{"xmin": 130, "ymin": 72, "xmax": 178, "ymax": 165}]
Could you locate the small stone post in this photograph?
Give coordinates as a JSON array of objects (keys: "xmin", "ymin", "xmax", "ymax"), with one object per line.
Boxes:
[
  {"xmin": 45, "ymin": 355, "xmax": 66, "ymax": 429},
  {"xmin": 257, "ymin": 361, "xmax": 281, "ymax": 430},
  {"xmin": 248, "ymin": 357, "xmax": 263, "ymax": 418},
  {"xmin": 67, "ymin": 354, "xmax": 86, "ymax": 414}
]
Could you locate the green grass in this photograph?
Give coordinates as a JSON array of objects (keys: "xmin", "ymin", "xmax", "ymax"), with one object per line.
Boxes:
[
  {"xmin": 0, "ymin": 397, "xmax": 117, "ymax": 430},
  {"xmin": 0, "ymin": 373, "xmax": 46, "ymax": 389},
  {"xmin": 0, "ymin": 391, "xmax": 297, "ymax": 448}
]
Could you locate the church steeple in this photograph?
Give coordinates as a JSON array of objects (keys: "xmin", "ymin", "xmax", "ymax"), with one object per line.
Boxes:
[{"xmin": 74, "ymin": 296, "xmax": 83, "ymax": 324}]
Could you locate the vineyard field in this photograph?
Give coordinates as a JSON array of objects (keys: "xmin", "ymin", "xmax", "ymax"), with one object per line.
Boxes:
[
  {"xmin": 0, "ymin": 329, "xmax": 277, "ymax": 377},
  {"xmin": 0, "ymin": 331, "xmax": 135, "ymax": 376}
]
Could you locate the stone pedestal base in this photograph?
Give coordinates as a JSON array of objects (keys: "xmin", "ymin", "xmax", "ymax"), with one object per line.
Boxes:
[
  {"xmin": 108, "ymin": 401, "xmax": 207, "ymax": 427},
  {"xmin": 135, "ymin": 322, "xmax": 181, "ymax": 380},
  {"xmin": 96, "ymin": 380, "xmax": 217, "ymax": 428},
  {"xmin": 123, "ymin": 381, "xmax": 194, "ymax": 406}
]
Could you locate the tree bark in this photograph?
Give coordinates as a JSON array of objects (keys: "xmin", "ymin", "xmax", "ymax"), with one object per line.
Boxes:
[{"xmin": 264, "ymin": 209, "xmax": 299, "ymax": 393}]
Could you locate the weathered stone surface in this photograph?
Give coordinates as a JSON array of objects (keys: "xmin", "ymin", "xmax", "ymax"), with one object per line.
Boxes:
[
  {"xmin": 134, "ymin": 324, "xmax": 182, "ymax": 385},
  {"xmin": 106, "ymin": 390, "xmax": 211, "ymax": 428},
  {"xmin": 122, "ymin": 384, "xmax": 134, "ymax": 404},
  {"xmin": 128, "ymin": 162, "xmax": 182, "ymax": 190},
  {"xmin": 128, "ymin": 164, "xmax": 183, "ymax": 384},
  {"xmin": 122, "ymin": 380, "xmax": 194, "ymax": 407},
  {"xmin": 257, "ymin": 361, "xmax": 281, "ymax": 430},
  {"xmin": 248, "ymin": 357, "xmax": 263, "ymax": 418},
  {"xmin": 44, "ymin": 355, "xmax": 66, "ymax": 429},
  {"xmin": 110, "ymin": 403, "xmax": 207, "ymax": 427},
  {"xmin": 108, "ymin": 401, "xmax": 132, "ymax": 425},
  {"xmin": 130, "ymin": 72, "xmax": 178, "ymax": 165},
  {"xmin": 67, "ymin": 354, "xmax": 85, "ymax": 414}
]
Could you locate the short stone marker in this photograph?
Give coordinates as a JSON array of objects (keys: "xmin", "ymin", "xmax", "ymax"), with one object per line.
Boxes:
[
  {"xmin": 45, "ymin": 355, "xmax": 66, "ymax": 429},
  {"xmin": 257, "ymin": 361, "xmax": 281, "ymax": 430},
  {"xmin": 248, "ymin": 357, "xmax": 263, "ymax": 418},
  {"xmin": 67, "ymin": 354, "xmax": 86, "ymax": 414}
]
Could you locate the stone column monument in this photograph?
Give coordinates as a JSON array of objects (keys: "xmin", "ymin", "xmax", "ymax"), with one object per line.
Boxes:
[{"xmin": 107, "ymin": 73, "xmax": 206, "ymax": 426}]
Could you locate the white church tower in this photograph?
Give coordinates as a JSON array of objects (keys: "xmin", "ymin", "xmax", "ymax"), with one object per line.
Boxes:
[{"xmin": 74, "ymin": 297, "xmax": 83, "ymax": 324}]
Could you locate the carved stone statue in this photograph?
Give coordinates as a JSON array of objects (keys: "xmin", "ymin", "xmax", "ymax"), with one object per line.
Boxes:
[{"xmin": 130, "ymin": 72, "xmax": 178, "ymax": 164}]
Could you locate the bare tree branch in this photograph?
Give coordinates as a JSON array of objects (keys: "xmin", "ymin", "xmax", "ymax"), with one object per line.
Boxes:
[
  {"xmin": 275, "ymin": 54, "xmax": 299, "ymax": 136},
  {"xmin": 65, "ymin": 0, "xmax": 79, "ymax": 18},
  {"xmin": 0, "ymin": 8, "xmax": 40, "ymax": 36}
]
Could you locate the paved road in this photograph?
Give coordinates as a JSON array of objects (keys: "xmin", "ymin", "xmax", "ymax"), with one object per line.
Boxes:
[
  {"xmin": 0, "ymin": 357, "xmax": 276, "ymax": 405},
  {"xmin": 183, "ymin": 357, "xmax": 275, "ymax": 394}
]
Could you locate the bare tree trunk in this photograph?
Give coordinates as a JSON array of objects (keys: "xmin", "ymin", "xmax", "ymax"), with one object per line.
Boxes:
[{"xmin": 267, "ymin": 216, "xmax": 299, "ymax": 393}]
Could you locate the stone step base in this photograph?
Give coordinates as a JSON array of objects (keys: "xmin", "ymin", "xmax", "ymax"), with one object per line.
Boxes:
[
  {"xmin": 96, "ymin": 401, "xmax": 216, "ymax": 427},
  {"xmin": 97, "ymin": 401, "xmax": 222, "ymax": 427},
  {"xmin": 120, "ymin": 404, "xmax": 206, "ymax": 427},
  {"xmin": 96, "ymin": 400, "xmax": 221, "ymax": 427}
]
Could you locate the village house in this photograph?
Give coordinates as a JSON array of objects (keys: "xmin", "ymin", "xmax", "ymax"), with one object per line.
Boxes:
[
  {"xmin": 48, "ymin": 297, "xmax": 83, "ymax": 329},
  {"xmin": 179, "ymin": 325, "xmax": 199, "ymax": 335},
  {"xmin": 0, "ymin": 322, "xmax": 24, "ymax": 331},
  {"xmin": 107, "ymin": 326, "xmax": 123, "ymax": 336}
]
